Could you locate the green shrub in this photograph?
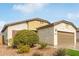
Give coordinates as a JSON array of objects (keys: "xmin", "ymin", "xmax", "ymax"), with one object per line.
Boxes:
[
  {"xmin": 17, "ymin": 45, "xmax": 30, "ymax": 53},
  {"xmin": 13, "ymin": 30, "xmax": 39, "ymax": 48},
  {"xmin": 53, "ymin": 48, "xmax": 66, "ymax": 56},
  {"xmin": 39, "ymin": 42, "xmax": 47, "ymax": 49}
]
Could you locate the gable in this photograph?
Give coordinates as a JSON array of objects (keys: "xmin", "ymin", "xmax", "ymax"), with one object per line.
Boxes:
[
  {"xmin": 54, "ymin": 22, "xmax": 76, "ymax": 32},
  {"xmin": 54, "ymin": 20, "xmax": 77, "ymax": 29}
]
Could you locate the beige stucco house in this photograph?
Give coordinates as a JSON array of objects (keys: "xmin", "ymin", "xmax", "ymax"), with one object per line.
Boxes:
[
  {"xmin": 76, "ymin": 28, "xmax": 79, "ymax": 49},
  {"xmin": 1, "ymin": 18, "xmax": 50, "ymax": 46},
  {"xmin": 77, "ymin": 28, "xmax": 79, "ymax": 41},
  {"xmin": 37, "ymin": 20, "xmax": 77, "ymax": 49}
]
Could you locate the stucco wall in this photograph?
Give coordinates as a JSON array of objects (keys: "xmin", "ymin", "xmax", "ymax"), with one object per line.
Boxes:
[
  {"xmin": 54, "ymin": 23, "xmax": 76, "ymax": 32},
  {"xmin": 54, "ymin": 23, "xmax": 76, "ymax": 48},
  {"xmin": 28, "ymin": 21, "xmax": 48, "ymax": 30},
  {"xmin": 7, "ymin": 23, "xmax": 27, "ymax": 46},
  {"xmin": 38, "ymin": 26, "xmax": 54, "ymax": 45},
  {"xmin": 3, "ymin": 20, "xmax": 49, "ymax": 46},
  {"xmin": 38, "ymin": 22, "xmax": 76, "ymax": 48},
  {"xmin": 7, "ymin": 21, "xmax": 48, "ymax": 40},
  {"xmin": 7, "ymin": 23, "xmax": 27, "ymax": 39}
]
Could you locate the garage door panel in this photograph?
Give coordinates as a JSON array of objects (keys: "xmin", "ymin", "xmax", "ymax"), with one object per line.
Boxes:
[{"xmin": 58, "ymin": 31, "xmax": 74, "ymax": 48}]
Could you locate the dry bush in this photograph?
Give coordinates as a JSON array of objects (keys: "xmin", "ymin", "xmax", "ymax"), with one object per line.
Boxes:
[
  {"xmin": 53, "ymin": 48, "xmax": 66, "ymax": 56},
  {"xmin": 32, "ymin": 52, "xmax": 43, "ymax": 56},
  {"xmin": 38, "ymin": 42, "xmax": 47, "ymax": 49}
]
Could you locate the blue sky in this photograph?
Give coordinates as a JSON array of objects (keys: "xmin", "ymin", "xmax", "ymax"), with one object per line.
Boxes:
[{"xmin": 0, "ymin": 3, "xmax": 79, "ymax": 31}]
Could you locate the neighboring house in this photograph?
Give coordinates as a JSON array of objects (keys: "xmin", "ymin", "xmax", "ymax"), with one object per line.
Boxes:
[
  {"xmin": 77, "ymin": 28, "xmax": 79, "ymax": 42},
  {"xmin": 1, "ymin": 18, "xmax": 50, "ymax": 46},
  {"xmin": 37, "ymin": 20, "xmax": 77, "ymax": 49}
]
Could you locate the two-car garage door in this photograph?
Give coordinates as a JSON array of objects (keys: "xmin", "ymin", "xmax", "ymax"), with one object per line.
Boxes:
[{"xmin": 58, "ymin": 31, "xmax": 74, "ymax": 48}]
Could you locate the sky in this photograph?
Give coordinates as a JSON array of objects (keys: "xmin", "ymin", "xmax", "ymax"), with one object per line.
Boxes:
[{"xmin": 0, "ymin": 3, "xmax": 79, "ymax": 31}]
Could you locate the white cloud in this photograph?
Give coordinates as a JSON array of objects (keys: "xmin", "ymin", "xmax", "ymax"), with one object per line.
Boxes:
[
  {"xmin": 66, "ymin": 13, "xmax": 79, "ymax": 27},
  {"xmin": 67, "ymin": 13, "xmax": 79, "ymax": 20},
  {"xmin": 12, "ymin": 3, "xmax": 47, "ymax": 13}
]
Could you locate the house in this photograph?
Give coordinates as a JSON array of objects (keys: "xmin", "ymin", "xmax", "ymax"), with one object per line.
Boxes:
[
  {"xmin": 1, "ymin": 18, "xmax": 50, "ymax": 46},
  {"xmin": 77, "ymin": 28, "xmax": 79, "ymax": 42},
  {"xmin": 76, "ymin": 28, "xmax": 79, "ymax": 49},
  {"xmin": 37, "ymin": 20, "xmax": 77, "ymax": 48}
]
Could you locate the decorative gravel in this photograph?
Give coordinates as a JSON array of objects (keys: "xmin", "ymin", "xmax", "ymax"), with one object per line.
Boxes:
[{"xmin": 0, "ymin": 46, "xmax": 56, "ymax": 56}]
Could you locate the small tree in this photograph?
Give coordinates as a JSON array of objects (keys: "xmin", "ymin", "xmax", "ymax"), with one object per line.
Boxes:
[{"xmin": 13, "ymin": 30, "xmax": 39, "ymax": 48}]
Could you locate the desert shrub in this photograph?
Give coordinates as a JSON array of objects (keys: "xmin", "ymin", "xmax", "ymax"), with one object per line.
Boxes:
[
  {"xmin": 39, "ymin": 42, "xmax": 47, "ymax": 49},
  {"xmin": 17, "ymin": 45, "xmax": 30, "ymax": 53},
  {"xmin": 13, "ymin": 30, "xmax": 39, "ymax": 48},
  {"xmin": 32, "ymin": 52, "xmax": 43, "ymax": 56},
  {"xmin": 53, "ymin": 48, "xmax": 66, "ymax": 56}
]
